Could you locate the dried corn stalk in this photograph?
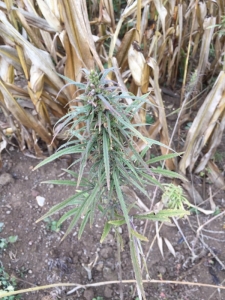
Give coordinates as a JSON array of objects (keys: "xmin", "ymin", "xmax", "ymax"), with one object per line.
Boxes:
[{"xmin": 179, "ymin": 71, "xmax": 225, "ymax": 174}]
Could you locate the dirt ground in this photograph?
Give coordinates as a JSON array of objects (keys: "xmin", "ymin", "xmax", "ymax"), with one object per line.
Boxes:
[{"xmin": 1, "ymin": 100, "xmax": 225, "ymax": 300}]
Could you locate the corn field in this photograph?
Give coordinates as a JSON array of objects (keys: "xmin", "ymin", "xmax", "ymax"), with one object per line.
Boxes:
[{"xmin": 0, "ymin": 0, "xmax": 224, "ymax": 195}]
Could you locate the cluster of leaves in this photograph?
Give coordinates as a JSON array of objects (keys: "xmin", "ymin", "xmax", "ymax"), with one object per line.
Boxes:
[
  {"xmin": 0, "ymin": 264, "xmax": 20, "ymax": 300},
  {"xmin": 44, "ymin": 217, "xmax": 61, "ymax": 232},
  {"xmin": 34, "ymin": 69, "xmax": 188, "ymax": 299},
  {"xmin": 35, "ymin": 69, "xmax": 185, "ymax": 237},
  {"xmin": 0, "ymin": 223, "xmax": 18, "ymax": 252}
]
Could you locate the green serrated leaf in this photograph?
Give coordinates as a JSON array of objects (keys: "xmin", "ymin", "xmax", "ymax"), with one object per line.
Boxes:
[
  {"xmin": 100, "ymin": 222, "xmax": 112, "ymax": 243},
  {"xmin": 41, "ymin": 180, "xmax": 77, "ymax": 186},
  {"xmin": 103, "ymin": 129, "xmax": 110, "ymax": 190},
  {"xmin": 33, "ymin": 146, "xmax": 83, "ymax": 170},
  {"xmin": 146, "ymin": 152, "xmax": 184, "ymax": 164},
  {"xmin": 151, "ymin": 168, "xmax": 187, "ymax": 181},
  {"xmin": 62, "ymin": 182, "xmax": 102, "ymax": 240},
  {"xmin": 57, "ymin": 72, "xmax": 86, "ymax": 89},
  {"xmin": 57, "ymin": 207, "xmax": 79, "ymax": 227},
  {"xmin": 8, "ymin": 236, "xmax": 18, "ymax": 243},
  {"xmin": 130, "ymin": 238, "xmax": 146, "ymax": 299},
  {"xmin": 36, "ymin": 191, "xmax": 87, "ymax": 223},
  {"xmin": 131, "ymin": 229, "xmax": 148, "ymax": 242},
  {"xmin": 108, "ymin": 219, "xmax": 126, "ymax": 226},
  {"xmin": 135, "ymin": 209, "xmax": 190, "ymax": 222},
  {"xmin": 6, "ymin": 285, "xmax": 15, "ymax": 291},
  {"xmin": 113, "ymin": 171, "xmax": 131, "ymax": 234},
  {"xmin": 78, "ymin": 210, "xmax": 91, "ymax": 239}
]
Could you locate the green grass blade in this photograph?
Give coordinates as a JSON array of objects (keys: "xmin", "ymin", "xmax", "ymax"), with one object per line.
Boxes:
[
  {"xmin": 61, "ymin": 169, "xmax": 91, "ymax": 186},
  {"xmin": 112, "ymin": 171, "xmax": 131, "ymax": 234},
  {"xmin": 108, "ymin": 219, "xmax": 126, "ymax": 226},
  {"xmin": 100, "ymin": 67, "xmax": 116, "ymax": 82},
  {"xmin": 62, "ymin": 182, "xmax": 102, "ymax": 240},
  {"xmin": 78, "ymin": 210, "xmax": 91, "ymax": 239},
  {"xmin": 146, "ymin": 152, "xmax": 184, "ymax": 164},
  {"xmin": 77, "ymin": 134, "xmax": 97, "ymax": 187},
  {"xmin": 151, "ymin": 168, "xmax": 187, "ymax": 180},
  {"xmin": 141, "ymin": 172, "xmax": 164, "ymax": 189},
  {"xmin": 117, "ymin": 164, "xmax": 148, "ymax": 197},
  {"xmin": 41, "ymin": 180, "xmax": 77, "ymax": 186},
  {"xmin": 120, "ymin": 157, "xmax": 145, "ymax": 185},
  {"xmin": 131, "ymin": 229, "xmax": 148, "ymax": 242},
  {"xmin": 57, "ymin": 207, "xmax": 79, "ymax": 227},
  {"xmin": 130, "ymin": 238, "xmax": 146, "ymax": 300},
  {"xmin": 35, "ymin": 191, "xmax": 88, "ymax": 223},
  {"xmin": 135, "ymin": 209, "xmax": 190, "ymax": 222},
  {"xmin": 33, "ymin": 146, "xmax": 83, "ymax": 170},
  {"xmin": 98, "ymin": 94, "xmax": 122, "ymax": 118},
  {"xmin": 100, "ymin": 222, "xmax": 112, "ymax": 243},
  {"xmin": 57, "ymin": 72, "xmax": 86, "ymax": 89},
  {"xmin": 105, "ymin": 112, "xmax": 112, "ymax": 145},
  {"xmin": 103, "ymin": 129, "xmax": 110, "ymax": 190}
]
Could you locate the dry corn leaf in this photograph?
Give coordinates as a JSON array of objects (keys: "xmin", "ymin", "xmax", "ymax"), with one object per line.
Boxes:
[
  {"xmin": 0, "ymin": 2, "xmax": 55, "ymax": 32},
  {"xmin": 0, "ymin": 79, "xmax": 54, "ymax": 147},
  {"xmin": 153, "ymin": 201, "xmax": 164, "ymax": 214},
  {"xmin": 140, "ymin": 4, "xmax": 149, "ymax": 41},
  {"xmin": 153, "ymin": 0, "xmax": 167, "ymax": 39},
  {"xmin": 195, "ymin": 16, "xmax": 216, "ymax": 91},
  {"xmin": 164, "ymin": 237, "xmax": 176, "ymax": 257},
  {"xmin": 116, "ymin": 28, "xmax": 136, "ymax": 72},
  {"xmin": 121, "ymin": 186, "xmax": 149, "ymax": 212},
  {"xmin": 19, "ymin": 124, "xmax": 33, "ymax": 152},
  {"xmin": 0, "ymin": 10, "xmax": 69, "ymax": 99},
  {"xmin": 182, "ymin": 181, "xmax": 203, "ymax": 205},
  {"xmin": 15, "ymin": 10, "xmax": 45, "ymax": 50},
  {"xmin": 59, "ymin": 30, "xmax": 82, "ymax": 99},
  {"xmin": 109, "ymin": 0, "xmax": 151, "ymax": 64},
  {"xmin": 60, "ymin": 0, "xmax": 99, "ymax": 70},
  {"xmin": 29, "ymin": 65, "xmax": 44, "ymax": 98},
  {"xmin": 17, "ymin": 8, "xmax": 57, "ymax": 32},
  {"xmin": 0, "ymin": 57, "xmax": 14, "ymax": 83},
  {"xmin": 188, "ymin": 203, "xmax": 214, "ymax": 215},
  {"xmin": 36, "ymin": 0, "xmax": 62, "ymax": 32},
  {"xmin": 156, "ymin": 222, "xmax": 164, "ymax": 258},
  {"xmin": 209, "ymin": 188, "xmax": 216, "ymax": 213},
  {"xmin": 0, "ymin": 45, "xmax": 22, "ymax": 71},
  {"xmin": 179, "ymin": 71, "xmax": 225, "ymax": 174},
  {"xmin": 147, "ymin": 57, "xmax": 175, "ymax": 170},
  {"xmin": 207, "ymin": 161, "xmax": 225, "ymax": 190},
  {"xmin": 102, "ymin": 0, "xmax": 115, "ymax": 30},
  {"xmin": 128, "ymin": 41, "xmax": 145, "ymax": 87},
  {"xmin": 195, "ymin": 101, "xmax": 225, "ymax": 173}
]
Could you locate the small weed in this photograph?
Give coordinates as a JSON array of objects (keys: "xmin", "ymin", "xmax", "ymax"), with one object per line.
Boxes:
[
  {"xmin": 213, "ymin": 207, "xmax": 221, "ymax": 216},
  {"xmin": 15, "ymin": 266, "xmax": 29, "ymax": 279},
  {"xmin": 199, "ymin": 168, "xmax": 210, "ymax": 178},
  {"xmin": 189, "ymin": 207, "xmax": 200, "ymax": 215},
  {"xmin": 44, "ymin": 217, "xmax": 61, "ymax": 232},
  {"xmin": 0, "ymin": 223, "xmax": 4, "ymax": 233},
  {"xmin": 0, "ymin": 236, "xmax": 18, "ymax": 251},
  {"xmin": 146, "ymin": 114, "xmax": 155, "ymax": 125},
  {"xmin": 213, "ymin": 151, "xmax": 225, "ymax": 163},
  {"xmin": 184, "ymin": 122, "xmax": 192, "ymax": 130},
  {"xmin": 162, "ymin": 184, "xmax": 190, "ymax": 211},
  {"xmin": 0, "ymin": 263, "xmax": 20, "ymax": 300},
  {"xmin": 92, "ymin": 297, "xmax": 104, "ymax": 300}
]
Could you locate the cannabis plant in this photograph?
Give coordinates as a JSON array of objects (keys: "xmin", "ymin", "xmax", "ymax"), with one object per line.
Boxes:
[
  {"xmin": 34, "ymin": 68, "xmax": 187, "ymax": 299},
  {"xmin": 0, "ymin": 262, "xmax": 20, "ymax": 300}
]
